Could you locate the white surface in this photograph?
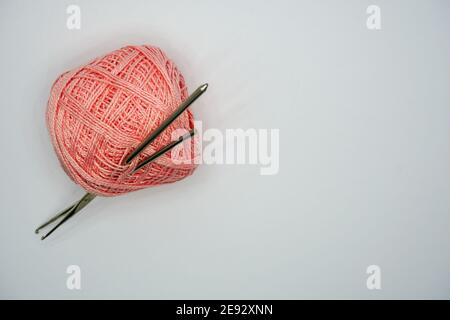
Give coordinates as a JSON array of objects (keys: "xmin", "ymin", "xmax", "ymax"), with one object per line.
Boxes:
[{"xmin": 0, "ymin": 0, "xmax": 449, "ymax": 299}]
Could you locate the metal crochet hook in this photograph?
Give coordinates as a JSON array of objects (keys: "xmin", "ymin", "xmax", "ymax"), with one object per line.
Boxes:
[
  {"xmin": 35, "ymin": 83, "xmax": 208, "ymax": 240},
  {"xmin": 125, "ymin": 83, "xmax": 207, "ymax": 164},
  {"xmin": 35, "ymin": 193, "xmax": 97, "ymax": 240}
]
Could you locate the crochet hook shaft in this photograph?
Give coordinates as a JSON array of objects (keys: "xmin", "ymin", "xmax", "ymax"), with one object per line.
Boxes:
[
  {"xmin": 133, "ymin": 129, "xmax": 196, "ymax": 173},
  {"xmin": 36, "ymin": 193, "xmax": 96, "ymax": 240},
  {"xmin": 125, "ymin": 83, "xmax": 208, "ymax": 164}
]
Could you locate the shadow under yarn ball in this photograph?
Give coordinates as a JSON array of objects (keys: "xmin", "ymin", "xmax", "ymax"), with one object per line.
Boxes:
[{"xmin": 46, "ymin": 45, "xmax": 198, "ymax": 196}]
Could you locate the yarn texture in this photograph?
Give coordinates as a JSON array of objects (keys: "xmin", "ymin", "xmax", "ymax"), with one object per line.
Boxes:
[{"xmin": 46, "ymin": 45, "xmax": 198, "ymax": 196}]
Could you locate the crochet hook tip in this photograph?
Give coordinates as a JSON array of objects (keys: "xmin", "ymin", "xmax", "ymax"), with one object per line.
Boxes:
[{"xmin": 124, "ymin": 82, "xmax": 208, "ymax": 165}]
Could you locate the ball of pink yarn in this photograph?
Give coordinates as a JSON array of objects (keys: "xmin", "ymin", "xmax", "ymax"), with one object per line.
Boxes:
[{"xmin": 46, "ymin": 45, "xmax": 198, "ymax": 196}]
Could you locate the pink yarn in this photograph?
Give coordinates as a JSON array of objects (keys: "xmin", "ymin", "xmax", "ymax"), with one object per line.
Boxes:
[{"xmin": 46, "ymin": 45, "xmax": 198, "ymax": 196}]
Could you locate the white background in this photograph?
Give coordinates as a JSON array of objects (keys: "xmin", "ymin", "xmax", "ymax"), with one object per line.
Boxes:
[{"xmin": 0, "ymin": 0, "xmax": 449, "ymax": 299}]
